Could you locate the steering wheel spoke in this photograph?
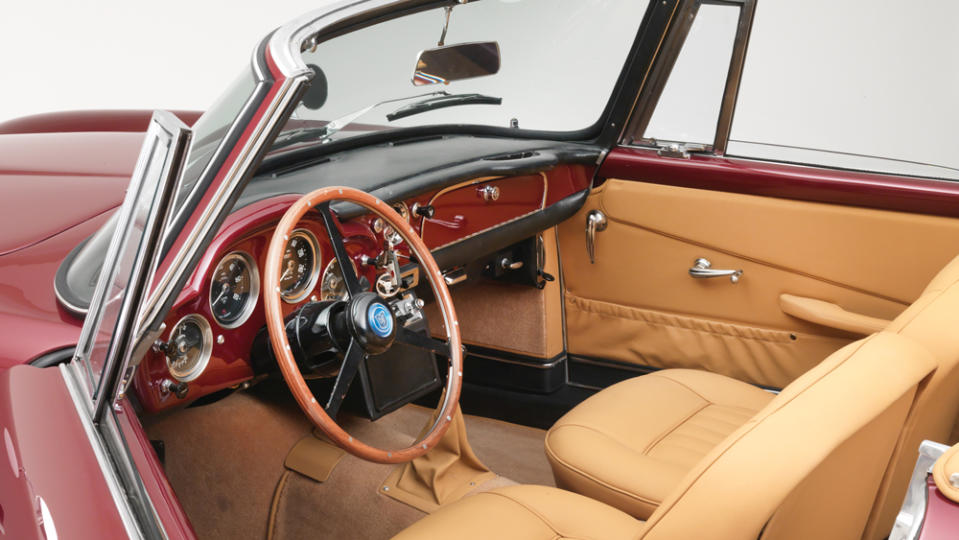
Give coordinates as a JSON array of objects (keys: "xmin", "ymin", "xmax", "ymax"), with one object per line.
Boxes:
[
  {"xmin": 395, "ymin": 325, "xmax": 451, "ymax": 357},
  {"xmin": 324, "ymin": 338, "xmax": 366, "ymax": 419},
  {"xmin": 317, "ymin": 201, "xmax": 364, "ymax": 298},
  {"xmin": 264, "ymin": 186, "xmax": 462, "ymax": 464}
]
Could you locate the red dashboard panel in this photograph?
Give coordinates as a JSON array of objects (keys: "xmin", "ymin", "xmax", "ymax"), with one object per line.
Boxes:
[{"xmin": 134, "ymin": 165, "xmax": 590, "ymax": 413}]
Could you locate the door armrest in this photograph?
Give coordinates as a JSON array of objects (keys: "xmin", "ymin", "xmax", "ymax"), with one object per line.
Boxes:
[{"xmin": 779, "ymin": 294, "xmax": 891, "ymax": 336}]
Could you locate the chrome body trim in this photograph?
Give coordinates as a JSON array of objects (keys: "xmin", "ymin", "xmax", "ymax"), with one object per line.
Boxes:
[
  {"xmin": 60, "ymin": 362, "xmax": 145, "ymax": 539},
  {"xmin": 890, "ymin": 440, "xmax": 952, "ymax": 540},
  {"xmin": 269, "ymin": 0, "xmax": 410, "ymax": 78}
]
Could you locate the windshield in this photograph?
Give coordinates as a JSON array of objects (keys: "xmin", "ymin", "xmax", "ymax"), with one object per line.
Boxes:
[{"xmin": 272, "ymin": 0, "xmax": 650, "ymax": 147}]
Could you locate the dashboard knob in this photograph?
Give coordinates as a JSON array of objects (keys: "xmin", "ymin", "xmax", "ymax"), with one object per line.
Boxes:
[
  {"xmin": 412, "ymin": 203, "xmax": 435, "ymax": 219},
  {"xmin": 479, "ymin": 185, "xmax": 500, "ymax": 202}
]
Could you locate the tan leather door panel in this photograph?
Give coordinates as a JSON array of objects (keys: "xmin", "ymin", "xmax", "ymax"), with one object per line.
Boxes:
[{"xmin": 558, "ymin": 180, "xmax": 959, "ymax": 388}]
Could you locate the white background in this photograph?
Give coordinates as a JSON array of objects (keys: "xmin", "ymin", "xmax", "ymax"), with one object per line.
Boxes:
[
  {"xmin": 0, "ymin": 0, "xmax": 330, "ymax": 122},
  {"xmin": 3, "ymin": 0, "xmax": 957, "ymax": 178}
]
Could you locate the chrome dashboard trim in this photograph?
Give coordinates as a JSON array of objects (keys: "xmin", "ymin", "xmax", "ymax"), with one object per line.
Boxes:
[{"xmin": 420, "ymin": 172, "xmax": 548, "ymax": 251}]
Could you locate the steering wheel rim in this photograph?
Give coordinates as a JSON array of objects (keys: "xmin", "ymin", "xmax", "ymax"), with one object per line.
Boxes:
[{"xmin": 263, "ymin": 186, "xmax": 463, "ymax": 464}]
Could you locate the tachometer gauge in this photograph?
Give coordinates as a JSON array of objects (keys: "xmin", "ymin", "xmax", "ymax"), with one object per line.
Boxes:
[
  {"xmin": 320, "ymin": 257, "xmax": 358, "ymax": 300},
  {"xmin": 165, "ymin": 314, "xmax": 212, "ymax": 382},
  {"xmin": 209, "ymin": 251, "xmax": 259, "ymax": 328},
  {"xmin": 280, "ymin": 229, "xmax": 320, "ymax": 303},
  {"xmin": 382, "ymin": 202, "xmax": 410, "ymax": 246}
]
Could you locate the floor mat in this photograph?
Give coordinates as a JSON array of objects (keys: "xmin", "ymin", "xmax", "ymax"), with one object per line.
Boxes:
[{"xmin": 143, "ymin": 385, "xmax": 555, "ymax": 539}]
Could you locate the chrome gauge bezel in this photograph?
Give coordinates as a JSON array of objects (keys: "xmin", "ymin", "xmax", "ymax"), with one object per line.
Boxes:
[
  {"xmin": 281, "ymin": 228, "xmax": 322, "ymax": 304},
  {"xmin": 384, "ymin": 202, "xmax": 410, "ymax": 245},
  {"xmin": 320, "ymin": 257, "xmax": 359, "ymax": 301},
  {"xmin": 209, "ymin": 251, "xmax": 260, "ymax": 329},
  {"xmin": 166, "ymin": 314, "xmax": 213, "ymax": 382}
]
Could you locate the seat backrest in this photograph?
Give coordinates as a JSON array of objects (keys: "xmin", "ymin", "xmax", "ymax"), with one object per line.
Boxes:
[
  {"xmin": 637, "ymin": 332, "xmax": 936, "ymax": 540},
  {"xmin": 861, "ymin": 255, "xmax": 959, "ymax": 538}
]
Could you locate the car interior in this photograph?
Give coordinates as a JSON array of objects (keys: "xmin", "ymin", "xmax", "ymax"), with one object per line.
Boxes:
[
  {"xmin": 42, "ymin": 0, "xmax": 959, "ymax": 538},
  {"xmin": 116, "ymin": 144, "xmax": 959, "ymax": 539}
]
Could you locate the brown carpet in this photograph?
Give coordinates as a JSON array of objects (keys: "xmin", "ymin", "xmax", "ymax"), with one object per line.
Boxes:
[{"xmin": 143, "ymin": 384, "xmax": 555, "ymax": 540}]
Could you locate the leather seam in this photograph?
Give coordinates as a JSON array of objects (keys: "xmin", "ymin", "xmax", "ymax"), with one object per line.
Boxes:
[
  {"xmin": 482, "ymin": 491, "xmax": 607, "ymax": 540},
  {"xmin": 640, "ymin": 336, "xmax": 875, "ymax": 531},
  {"xmin": 642, "ymin": 401, "xmax": 710, "ymax": 455},
  {"xmin": 567, "ymin": 294, "xmax": 799, "ymax": 344},
  {"xmin": 650, "ymin": 372, "xmax": 763, "ymax": 414},
  {"xmin": 545, "ymin": 426, "xmax": 665, "ymax": 508}
]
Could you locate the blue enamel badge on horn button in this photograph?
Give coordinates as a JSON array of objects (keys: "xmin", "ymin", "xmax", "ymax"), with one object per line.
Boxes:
[{"xmin": 368, "ymin": 303, "xmax": 393, "ymax": 338}]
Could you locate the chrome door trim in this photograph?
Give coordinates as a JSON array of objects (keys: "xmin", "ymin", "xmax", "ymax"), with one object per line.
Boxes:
[{"xmin": 61, "ymin": 362, "xmax": 146, "ymax": 539}]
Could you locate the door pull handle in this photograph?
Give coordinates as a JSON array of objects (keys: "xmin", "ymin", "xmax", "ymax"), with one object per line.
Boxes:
[
  {"xmin": 586, "ymin": 210, "xmax": 607, "ymax": 264},
  {"xmin": 689, "ymin": 258, "xmax": 743, "ymax": 283}
]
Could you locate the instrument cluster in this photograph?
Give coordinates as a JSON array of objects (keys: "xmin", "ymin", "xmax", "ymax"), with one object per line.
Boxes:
[{"xmin": 151, "ymin": 202, "xmax": 416, "ymax": 393}]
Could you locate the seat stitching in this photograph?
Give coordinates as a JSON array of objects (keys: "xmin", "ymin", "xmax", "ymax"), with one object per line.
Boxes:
[
  {"xmin": 486, "ymin": 491, "xmax": 612, "ymax": 539},
  {"xmin": 649, "ymin": 372, "xmax": 764, "ymax": 413},
  {"xmin": 546, "ymin": 426, "xmax": 665, "ymax": 507},
  {"xmin": 642, "ymin": 402, "xmax": 711, "ymax": 455},
  {"xmin": 640, "ymin": 337, "xmax": 875, "ymax": 532}
]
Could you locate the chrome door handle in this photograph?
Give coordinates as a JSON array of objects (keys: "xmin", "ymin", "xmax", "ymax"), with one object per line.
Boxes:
[
  {"xmin": 689, "ymin": 258, "xmax": 743, "ymax": 283},
  {"xmin": 586, "ymin": 210, "xmax": 607, "ymax": 264}
]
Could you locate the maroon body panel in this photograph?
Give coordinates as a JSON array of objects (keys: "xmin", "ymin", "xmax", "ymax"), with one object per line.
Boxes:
[
  {"xmin": 919, "ymin": 477, "xmax": 959, "ymax": 539},
  {"xmin": 0, "ymin": 212, "xmax": 109, "ymax": 367},
  {"xmin": 600, "ymin": 147, "xmax": 959, "ymax": 218},
  {"xmin": 0, "ymin": 110, "xmax": 202, "ymax": 135},
  {"xmin": 0, "ymin": 365, "xmax": 127, "ymax": 539}
]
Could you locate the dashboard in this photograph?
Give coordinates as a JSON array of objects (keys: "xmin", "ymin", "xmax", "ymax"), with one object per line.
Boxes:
[{"xmin": 133, "ymin": 162, "xmax": 592, "ymax": 413}]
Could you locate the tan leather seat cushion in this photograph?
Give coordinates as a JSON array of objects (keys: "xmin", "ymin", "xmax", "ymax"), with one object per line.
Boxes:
[
  {"xmin": 392, "ymin": 485, "xmax": 644, "ymax": 540},
  {"xmin": 545, "ymin": 369, "xmax": 773, "ymax": 518}
]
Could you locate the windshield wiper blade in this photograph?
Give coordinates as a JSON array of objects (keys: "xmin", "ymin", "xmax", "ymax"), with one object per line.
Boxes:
[
  {"xmin": 271, "ymin": 91, "xmax": 451, "ymax": 151},
  {"xmin": 386, "ymin": 93, "xmax": 502, "ymax": 122}
]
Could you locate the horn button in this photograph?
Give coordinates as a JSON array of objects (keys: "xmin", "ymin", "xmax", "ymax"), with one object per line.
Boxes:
[{"xmin": 346, "ymin": 292, "xmax": 396, "ymax": 355}]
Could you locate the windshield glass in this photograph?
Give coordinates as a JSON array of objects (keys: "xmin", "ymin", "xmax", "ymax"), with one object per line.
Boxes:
[
  {"xmin": 174, "ymin": 69, "xmax": 257, "ymax": 210},
  {"xmin": 273, "ymin": 0, "xmax": 650, "ymax": 147}
]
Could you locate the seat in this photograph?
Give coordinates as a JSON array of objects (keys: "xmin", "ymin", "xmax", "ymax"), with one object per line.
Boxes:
[
  {"xmin": 546, "ymin": 255, "xmax": 959, "ymax": 535},
  {"xmin": 545, "ymin": 369, "xmax": 774, "ymax": 518},
  {"xmin": 396, "ymin": 331, "xmax": 936, "ymax": 539}
]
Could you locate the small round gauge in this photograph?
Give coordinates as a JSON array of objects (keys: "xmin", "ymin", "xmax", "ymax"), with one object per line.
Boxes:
[
  {"xmin": 383, "ymin": 202, "xmax": 410, "ymax": 246},
  {"xmin": 209, "ymin": 251, "xmax": 259, "ymax": 328},
  {"xmin": 165, "ymin": 314, "xmax": 212, "ymax": 382},
  {"xmin": 320, "ymin": 257, "xmax": 359, "ymax": 301},
  {"xmin": 280, "ymin": 229, "xmax": 321, "ymax": 303}
]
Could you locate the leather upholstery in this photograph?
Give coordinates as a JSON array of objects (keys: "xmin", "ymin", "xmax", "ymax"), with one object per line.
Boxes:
[
  {"xmin": 392, "ymin": 484, "xmax": 644, "ymax": 540},
  {"xmin": 861, "ymin": 255, "xmax": 959, "ymax": 538},
  {"xmin": 545, "ymin": 369, "xmax": 774, "ymax": 518},
  {"xmin": 395, "ymin": 331, "xmax": 935, "ymax": 539},
  {"xmin": 549, "ymin": 254, "xmax": 959, "ymax": 535}
]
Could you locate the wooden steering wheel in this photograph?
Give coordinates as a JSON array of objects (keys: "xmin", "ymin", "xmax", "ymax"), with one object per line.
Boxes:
[{"xmin": 263, "ymin": 186, "xmax": 462, "ymax": 464}]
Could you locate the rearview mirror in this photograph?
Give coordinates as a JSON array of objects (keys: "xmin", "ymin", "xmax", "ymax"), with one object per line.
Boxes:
[{"xmin": 412, "ymin": 41, "xmax": 500, "ymax": 86}]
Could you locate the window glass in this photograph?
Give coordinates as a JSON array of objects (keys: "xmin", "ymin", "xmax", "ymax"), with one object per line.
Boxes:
[
  {"xmin": 642, "ymin": 3, "xmax": 740, "ymax": 145},
  {"xmin": 728, "ymin": 0, "xmax": 959, "ymax": 180},
  {"xmin": 273, "ymin": 0, "xmax": 650, "ymax": 146}
]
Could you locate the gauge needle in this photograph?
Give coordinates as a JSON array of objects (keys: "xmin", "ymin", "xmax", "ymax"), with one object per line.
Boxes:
[{"xmin": 213, "ymin": 284, "xmax": 231, "ymax": 305}]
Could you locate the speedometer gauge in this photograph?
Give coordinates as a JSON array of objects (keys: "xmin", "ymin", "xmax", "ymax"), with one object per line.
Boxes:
[
  {"xmin": 209, "ymin": 251, "xmax": 259, "ymax": 328},
  {"xmin": 280, "ymin": 229, "xmax": 320, "ymax": 303}
]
